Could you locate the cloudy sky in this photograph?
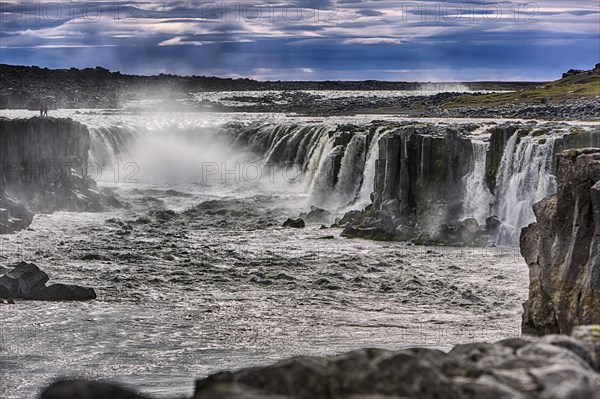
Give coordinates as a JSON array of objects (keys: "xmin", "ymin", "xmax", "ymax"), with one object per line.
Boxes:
[{"xmin": 0, "ymin": 0, "xmax": 598, "ymax": 80}]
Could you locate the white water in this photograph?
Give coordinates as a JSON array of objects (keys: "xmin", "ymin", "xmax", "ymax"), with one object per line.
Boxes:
[
  {"xmin": 461, "ymin": 141, "xmax": 494, "ymax": 226},
  {"xmin": 357, "ymin": 126, "xmax": 388, "ymax": 208},
  {"xmin": 494, "ymin": 134, "xmax": 557, "ymax": 246}
]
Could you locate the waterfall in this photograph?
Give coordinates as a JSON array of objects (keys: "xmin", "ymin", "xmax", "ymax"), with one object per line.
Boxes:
[
  {"xmin": 461, "ymin": 140, "xmax": 493, "ymax": 225},
  {"xmin": 494, "ymin": 134, "xmax": 557, "ymax": 246},
  {"xmin": 333, "ymin": 133, "xmax": 367, "ymax": 206},
  {"xmin": 357, "ymin": 126, "xmax": 388, "ymax": 207},
  {"xmin": 82, "ymin": 116, "xmax": 591, "ymax": 243},
  {"xmin": 88, "ymin": 125, "xmax": 138, "ymax": 166}
]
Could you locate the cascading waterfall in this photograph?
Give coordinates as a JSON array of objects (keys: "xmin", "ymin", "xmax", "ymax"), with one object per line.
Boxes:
[
  {"xmin": 357, "ymin": 127, "xmax": 388, "ymax": 207},
  {"xmin": 461, "ymin": 140, "xmax": 493, "ymax": 225},
  {"xmin": 228, "ymin": 123, "xmax": 380, "ymax": 210},
  {"xmin": 494, "ymin": 134, "xmax": 557, "ymax": 246},
  {"xmin": 333, "ymin": 133, "xmax": 367, "ymax": 206},
  {"xmin": 88, "ymin": 124, "xmax": 139, "ymax": 166},
  {"xmin": 83, "ymin": 117, "xmax": 584, "ymax": 245}
]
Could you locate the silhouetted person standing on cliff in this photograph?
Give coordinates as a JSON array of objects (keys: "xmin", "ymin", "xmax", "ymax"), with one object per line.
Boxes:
[
  {"xmin": 39, "ymin": 106, "xmax": 43, "ymax": 116},
  {"xmin": 43, "ymin": 106, "xmax": 48, "ymax": 117}
]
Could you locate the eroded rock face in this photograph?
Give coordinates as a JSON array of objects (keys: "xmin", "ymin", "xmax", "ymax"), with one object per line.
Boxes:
[
  {"xmin": 190, "ymin": 326, "xmax": 600, "ymax": 399},
  {"xmin": 521, "ymin": 148, "xmax": 600, "ymax": 335}
]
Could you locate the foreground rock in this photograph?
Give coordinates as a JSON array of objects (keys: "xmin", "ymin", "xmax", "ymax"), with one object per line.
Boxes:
[
  {"xmin": 40, "ymin": 379, "xmax": 149, "ymax": 399},
  {"xmin": 192, "ymin": 325, "xmax": 600, "ymax": 398},
  {"xmin": 521, "ymin": 148, "xmax": 600, "ymax": 335},
  {"xmin": 0, "ymin": 261, "xmax": 95, "ymax": 301}
]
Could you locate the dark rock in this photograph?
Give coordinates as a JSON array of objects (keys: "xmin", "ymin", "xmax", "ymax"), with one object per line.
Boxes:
[
  {"xmin": 0, "ymin": 261, "xmax": 49, "ymax": 298},
  {"xmin": 39, "ymin": 379, "xmax": 149, "ymax": 399},
  {"xmin": 0, "ymin": 283, "xmax": 12, "ymax": 299},
  {"xmin": 340, "ymin": 226, "xmax": 357, "ymax": 238},
  {"xmin": 0, "ymin": 197, "xmax": 35, "ymax": 234},
  {"xmin": 282, "ymin": 218, "xmax": 305, "ymax": 228},
  {"xmin": 148, "ymin": 209, "xmax": 176, "ymax": 221},
  {"xmin": 193, "ymin": 327, "xmax": 600, "ymax": 399},
  {"xmin": 299, "ymin": 206, "xmax": 332, "ymax": 224},
  {"xmin": 485, "ymin": 216, "xmax": 502, "ymax": 235},
  {"xmin": 337, "ymin": 210, "xmax": 362, "ymax": 226},
  {"xmin": 395, "ymin": 224, "xmax": 420, "ymax": 241},
  {"xmin": 27, "ymin": 283, "xmax": 96, "ymax": 301},
  {"xmin": 0, "ymin": 261, "xmax": 96, "ymax": 302},
  {"xmin": 81, "ymin": 254, "xmax": 111, "ymax": 261},
  {"xmin": 521, "ymin": 149, "xmax": 600, "ymax": 335}
]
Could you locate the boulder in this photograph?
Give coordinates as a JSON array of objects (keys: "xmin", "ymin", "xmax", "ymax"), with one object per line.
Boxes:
[
  {"xmin": 0, "ymin": 262, "xmax": 96, "ymax": 302},
  {"xmin": 39, "ymin": 379, "xmax": 148, "ymax": 399},
  {"xmin": 0, "ymin": 261, "xmax": 49, "ymax": 298},
  {"xmin": 27, "ymin": 283, "xmax": 96, "ymax": 301},
  {"xmin": 298, "ymin": 207, "xmax": 332, "ymax": 224},
  {"xmin": 192, "ymin": 326, "xmax": 600, "ymax": 399},
  {"xmin": 485, "ymin": 216, "xmax": 502, "ymax": 235},
  {"xmin": 395, "ymin": 224, "xmax": 420, "ymax": 241},
  {"xmin": 282, "ymin": 218, "xmax": 305, "ymax": 228},
  {"xmin": 340, "ymin": 226, "xmax": 357, "ymax": 238},
  {"xmin": 521, "ymin": 149, "xmax": 600, "ymax": 335}
]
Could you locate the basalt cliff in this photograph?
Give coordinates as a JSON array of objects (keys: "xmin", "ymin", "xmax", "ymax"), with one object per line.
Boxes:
[
  {"xmin": 0, "ymin": 117, "xmax": 122, "ymax": 233},
  {"xmin": 521, "ymin": 148, "xmax": 600, "ymax": 335}
]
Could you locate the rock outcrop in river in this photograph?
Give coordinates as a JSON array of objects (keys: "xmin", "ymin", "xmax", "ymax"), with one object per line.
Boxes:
[
  {"xmin": 0, "ymin": 117, "xmax": 124, "ymax": 233},
  {"xmin": 521, "ymin": 148, "xmax": 600, "ymax": 335},
  {"xmin": 0, "ymin": 261, "xmax": 96, "ymax": 301}
]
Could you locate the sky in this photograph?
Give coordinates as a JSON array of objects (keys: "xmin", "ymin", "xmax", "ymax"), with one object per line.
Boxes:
[{"xmin": 0, "ymin": 0, "xmax": 599, "ymax": 81}]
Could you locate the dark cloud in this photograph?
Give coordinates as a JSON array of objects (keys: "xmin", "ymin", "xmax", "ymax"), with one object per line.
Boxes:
[{"xmin": 0, "ymin": 0, "xmax": 598, "ymax": 80}]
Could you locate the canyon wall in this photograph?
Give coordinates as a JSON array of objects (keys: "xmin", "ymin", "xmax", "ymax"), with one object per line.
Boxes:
[
  {"xmin": 521, "ymin": 148, "xmax": 600, "ymax": 335},
  {"xmin": 0, "ymin": 117, "xmax": 121, "ymax": 233}
]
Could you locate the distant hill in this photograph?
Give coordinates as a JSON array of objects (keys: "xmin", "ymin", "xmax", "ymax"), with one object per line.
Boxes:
[
  {"xmin": 444, "ymin": 64, "xmax": 600, "ymax": 108},
  {"xmin": 0, "ymin": 64, "xmax": 540, "ymax": 109}
]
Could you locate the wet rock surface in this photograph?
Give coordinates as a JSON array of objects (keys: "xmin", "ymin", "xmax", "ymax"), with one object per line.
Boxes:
[
  {"xmin": 0, "ymin": 261, "xmax": 95, "ymax": 301},
  {"xmin": 521, "ymin": 148, "xmax": 600, "ymax": 335}
]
